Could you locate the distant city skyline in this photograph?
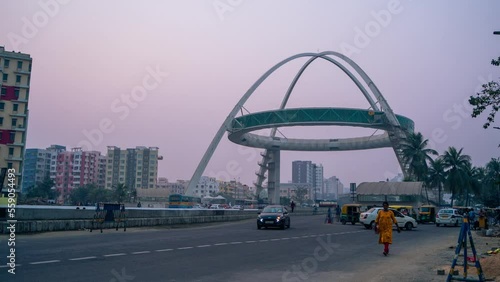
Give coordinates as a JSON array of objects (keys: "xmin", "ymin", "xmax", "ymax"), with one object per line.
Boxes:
[{"xmin": 1, "ymin": 1, "xmax": 499, "ymax": 188}]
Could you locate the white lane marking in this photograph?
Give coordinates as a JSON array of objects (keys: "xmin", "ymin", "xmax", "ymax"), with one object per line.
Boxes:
[
  {"xmin": 69, "ymin": 256, "xmax": 96, "ymax": 261},
  {"xmin": 155, "ymin": 249, "xmax": 173, "ymax": 252},
  {"xmin": 22, "ymin": 231, "xmax": 366, "ymax": 267},
  {"xmin": 30, "ymin": 260, "xmax": 60, "ymax": 265},
  {"xmin": 104, "ymin": 253, "xmax": 126, "ymax": 257},
  {"xmin": 0, "ymin": 264, "xmax": 21, "ymax": 268}
]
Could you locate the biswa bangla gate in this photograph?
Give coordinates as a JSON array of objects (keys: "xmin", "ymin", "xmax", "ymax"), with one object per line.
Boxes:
[{"xmin": 186, "ymin": 51, "xmax": 414, "ymax": 203}]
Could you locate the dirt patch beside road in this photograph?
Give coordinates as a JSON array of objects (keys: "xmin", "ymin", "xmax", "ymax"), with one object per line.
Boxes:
[{"xmin": 353, "ymin": 228, "xmax": 500, "ymax": 282}]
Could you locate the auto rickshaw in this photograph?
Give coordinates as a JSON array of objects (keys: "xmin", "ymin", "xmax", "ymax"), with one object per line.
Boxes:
[
  {"xmin": 340, "ymin": 204, "xmax": 362, "ymax": 225},
  {"xmin": 390, "ymin": 205, "xmax": 417, "ymax": 220},
  {"xmin": 418, "ymin": 205, "xmax": 436, "ymax": 223}
]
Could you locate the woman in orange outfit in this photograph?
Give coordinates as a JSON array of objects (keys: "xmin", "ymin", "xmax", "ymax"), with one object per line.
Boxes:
[{"xmin": 375, "ymin": 201, "xmax": 401, "ymax": 256}]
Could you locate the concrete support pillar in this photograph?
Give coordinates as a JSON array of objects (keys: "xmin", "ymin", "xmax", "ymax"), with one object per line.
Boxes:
[{"xmin": 267, "ymin": 149, "xmax": 280, "ymax": 205}]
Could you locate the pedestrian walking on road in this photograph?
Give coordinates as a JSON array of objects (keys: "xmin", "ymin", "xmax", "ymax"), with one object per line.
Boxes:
[
  {"xmin": 335, "ymin": 205, "xmax": 341, "ymax": 222},
  {"xmin": 290, "ymin": 201, "xmax": 296, "ymax": 213},
  {"xmin": 325, "ymin": 207, "xmax": 333, "ymax": 224},
  {"xmin": 375, "ymin": 201, "xmax": 400, "ymax": 256}
]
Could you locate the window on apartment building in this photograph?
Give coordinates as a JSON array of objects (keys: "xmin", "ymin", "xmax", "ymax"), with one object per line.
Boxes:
[
  {"xmin": 14, "ymin": 89, "xmax": 19, "ymax": 98},
  {"xmin": 0, "ymin": 103, "xmax": 4, "ymax": 110},
  {"xmin": 9, "ymin": 132, "xmax": 15, "ymax": 142},
  {"xmin": 4, "ymin": 59, "xmax": 9, "ymax": 68},
  {"xmin": 137, "ymin": 172, "xmax": 141, "ymax": 175},
  {"xmin": 149, "ymin": 184, "xmax": 153, "ymax": 188},
  {"xmin": 0, "ymin": 117, "xmax": 3, "ymax": 125},
  {"xmin": 16, "ymin": 75, "xmax": 21, "ymax": 83},
  {"xmin": 28, "ymin": 63, "xmax": 31, "ymax": 71},
  {"xmin": 8, "ymin": 148, "xmax": 14, "ymax": 156},
  {"xmin": 13, "ymin": 104, "xmax": 18, "ymax": 112},
  {"xmin": 2, "ymin": 74, "xmax": 7, "ymax": 81},
  {"xmin": 1, "ymin": 87, "xmax": 6, "ymax": 95},
  {"xmin": 7, "ymin": 162, "xmax": 13, "ymax": 169},
  {"xmin": 17, "ymin": 61, "xmax": 22, "ymax": 69},
  {"xmin": 11, "ymin": 118, "xmax": 17, "ymax": 127}
]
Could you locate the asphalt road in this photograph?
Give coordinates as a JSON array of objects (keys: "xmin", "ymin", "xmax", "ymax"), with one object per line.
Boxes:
[{"xmin": 0, "ymin": 214, "xmax": 460, "ymax": 282}]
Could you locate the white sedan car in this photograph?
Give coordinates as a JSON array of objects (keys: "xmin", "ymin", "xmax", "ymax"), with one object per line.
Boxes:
[
  {"xmin": 435, "ymin": 208, "xmax": 463, "ymax": 227},
  {"xmin": 359, "ymin": 207, "xmax": 418, "ymax": 231}
]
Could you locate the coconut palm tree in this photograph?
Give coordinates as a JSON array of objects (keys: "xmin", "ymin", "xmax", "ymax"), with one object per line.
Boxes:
[
  {"xmin": 427, "ymin": 158, "xmax": 446, "ymax": 206},
  {"xmin": 483, "ymin": 158, "xmax": 500, "ymax": 207},
  {"xmin": 113, "ymin": 183, "xmax": 128, "ymax": 203},
  {"xmin": 463, "ymin": 163, "xmax": 484, "ymax": 206},
  {"xmin": 442, "ymin": 147, "xmax": 471, "ymax": 207},
  {"xmin": 400, "ymin": 132, "xmax": 438, "ymax": 181}
]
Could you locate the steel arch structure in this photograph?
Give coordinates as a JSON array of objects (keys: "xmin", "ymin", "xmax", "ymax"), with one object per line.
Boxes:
[{"xmin": 185, "ymin": 51, "xmax": 412, "ymax": 196}]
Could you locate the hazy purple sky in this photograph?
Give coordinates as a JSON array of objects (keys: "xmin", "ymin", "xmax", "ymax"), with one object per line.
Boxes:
[{"xmin": 1, "ymin": 0, "xmax": 499, "ymax": 187}]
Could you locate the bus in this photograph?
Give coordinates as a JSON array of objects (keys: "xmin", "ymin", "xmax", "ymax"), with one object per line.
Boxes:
[
  {"xmin": 316, "ymin": 200, "xmax": 338, "ymax": 208},
  {"xmin": 234, "ymin": 199, "xmax": 257, "ymax": 209},
  {"xmin": 168, "ymin": 194, "xmax": 201, "ymax": 208}
]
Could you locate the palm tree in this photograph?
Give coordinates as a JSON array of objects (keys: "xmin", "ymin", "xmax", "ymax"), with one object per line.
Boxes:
[
  {"xmin": 400, "ymin": 132, "xmax": 438, "ymax": 181},
  {"xmin": 427, "ymin": 158, "xmax": 446, "ymax": 206},
  {"xmin": 442, "ymin": 147, "xmax": 471, "ymax": 207},
  {"xmin": 113, "ymin": 183, "xmax": 128, "ymax": 203},
  {"xmin": 484, "ymin": 158, "xmax": 500, "ymax": 207},
  {"xmin": 463, "ymin": 163, "xmax": 484, "ymax": 206}
]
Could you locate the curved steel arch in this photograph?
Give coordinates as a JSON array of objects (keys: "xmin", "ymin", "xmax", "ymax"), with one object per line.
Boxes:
[{"xmin": 186, "ymin": 52, "xmax": 410, "ymax": 196}]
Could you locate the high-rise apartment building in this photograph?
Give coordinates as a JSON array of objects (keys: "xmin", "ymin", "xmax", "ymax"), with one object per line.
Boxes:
[
  {"xmin": 313, "ymin": 163, "xmax": 324, "ymax": 200},
  {"xmin": 0, "ymin": 47, "xmax": 32, "ymax": 193},
  {"xmin": 292, "ymin": 161, "xmax": 313, "ymax": 184},
  {"xmin": 55, "ymin": 147, "xmax": 104, "ymax": 203},
  {"xmin": 105, "ymin": 146, "xmax": 159, "ymax": 190},
  {"xmin": 292, "ymin": 160, "xmax": 324, "ymax": 200},
  {"xmin": 22, "ymin": 145, "xmax": 65, "ymax": 192}
]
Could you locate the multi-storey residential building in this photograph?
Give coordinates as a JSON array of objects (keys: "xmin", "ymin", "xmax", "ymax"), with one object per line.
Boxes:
[
  {"xmin": 218, "ymin": 180, "xmax": 251, "ymax": 200},
  {"xmin": 292, "ymin": 161, "xmax": 323, "ymax": 200},
  {"xmin": 22, "ymin": 145, "xmax": 66, "ymax": 193},
  {"xmin": 97, "ymin": 154, "xmax": 106, "ymax": 189},
  {"xmin": 105, "ymin": 146, "xmax": 159, "ymax": 190},
  {"xmin": 292, "ymin": 161, "xmax": 313, "ymax": 184},
  {"xmin": 193, "ymin": 176, "xmax": 219, "ymax": 198},
  {"xmin": 156, "ymin": 177, "xmax": 186, "ymax": 195},
  {"xmin": 324, "ymin": 175, "xmax": 343, "ymax": 200},
  {"xmin": 0, "ymin": 47, "xmax": 32, "ymax": 193},
  {"xmin": 55, "ymin": 148, "xmax": 103, "ymax": 203},
  {"xmin": 313, "ymin": 163, "xmax": 324, "ymax": 200}
]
